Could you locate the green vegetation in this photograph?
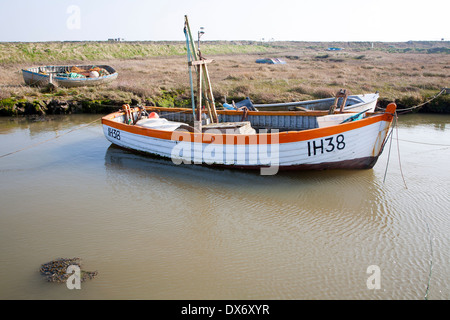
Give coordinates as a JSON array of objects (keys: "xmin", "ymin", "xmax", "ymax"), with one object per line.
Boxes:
[
  {"xmin": 0, "ymin": 40, "xmax": 448, "ymax": 115},
  {"xmin": 419, "ymin": 94, "xmax": 450, "ymax": 113},
  {"xmin": 0, "ymin": 41, "xmax": 274, "ymax": 64},
  {"xmin": 0, "ymin": 98, "xmax": 18, "ymax": 116},
  {"xmin": 152, "ymin": 89, "xmax": 192, "ymax": 108}
]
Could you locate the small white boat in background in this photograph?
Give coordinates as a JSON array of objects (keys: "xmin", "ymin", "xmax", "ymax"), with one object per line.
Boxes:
[{"xmin": 22, "ymin": 65, "xmax": 118, "ymax": 87}]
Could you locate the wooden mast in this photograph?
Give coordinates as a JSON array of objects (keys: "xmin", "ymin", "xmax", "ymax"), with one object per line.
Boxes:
[{"xmin": 184, "ymin": 15, "xmax": 219, "ymax": 131}]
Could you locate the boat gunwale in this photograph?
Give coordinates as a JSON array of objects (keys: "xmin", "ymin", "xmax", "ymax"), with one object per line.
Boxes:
[{"xmin": 116, "ymin": 106, "xmax": 361, "ymax": 117}]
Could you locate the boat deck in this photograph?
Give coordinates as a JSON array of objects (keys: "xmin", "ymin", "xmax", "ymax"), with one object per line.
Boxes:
[{"xmin": 108, "ymin": 107, "xmax": 370, "ymax": 133}]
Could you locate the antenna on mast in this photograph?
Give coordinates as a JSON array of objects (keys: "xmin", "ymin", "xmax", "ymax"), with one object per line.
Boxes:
[{"xmin": 198, "ymin": 26, "xmax": 205, "ymax": 51}]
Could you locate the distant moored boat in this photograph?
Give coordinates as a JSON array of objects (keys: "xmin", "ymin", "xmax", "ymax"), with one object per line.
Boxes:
[{"xmin": 22, "ymin": 65, "xmax": 118, "ymax": 87}]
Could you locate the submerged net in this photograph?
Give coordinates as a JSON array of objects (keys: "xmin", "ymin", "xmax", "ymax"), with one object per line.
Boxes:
[{"xmin": 39, "ymin": 258, "xmax": 98, "ymax": 283}]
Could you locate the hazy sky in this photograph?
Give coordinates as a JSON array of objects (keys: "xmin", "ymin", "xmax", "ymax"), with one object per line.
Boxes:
[{"xmin": 0, "ymin": 0, "xmax": 448, "ymax": 42}]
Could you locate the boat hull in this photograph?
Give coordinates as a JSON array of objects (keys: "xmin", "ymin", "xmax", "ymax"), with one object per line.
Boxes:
[
  {"xmin": 101, "ymin": 106, "xmax": 395, "ymax": 173},
  {"xmin": 22, "ymin": 65, "xmax": 118, "ymax": 87},
  {"xmin": 212, "ymin": 156, "xmax": 380, "ymax": 171}
]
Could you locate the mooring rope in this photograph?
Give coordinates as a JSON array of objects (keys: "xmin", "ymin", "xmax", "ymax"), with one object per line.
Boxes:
[
  {"xmin": 147, "ymin": 108, "xmax": 191, "ymax": 119},
  {"xmin": 0, "ymin": 116, "xmax": 102, "ymax": 159},
  {"xmin": 382, "ymin": 111, "xmax": 435, "ymax": 299},
  {"xmin": 383, "ymin": 114, "xmax": 435, "ymax": 299},
  {"xmin": 382, "ymin": 111, "xmax": 407, "ymax": 188},
  {"xmin": 377, "ymin": 88, "xmax": 446, "ymax": 113},
  {"xmin": 395, "ymin": 138, "xmax": 450, "ymax": 147},
  {"xmin": 382, "ymin": 113, "xmax": 397, "ymax": 184},
  {"xmin": 0, "ymin": 106, "xmax": 197, "ymax": 160},
  {"xmin": 395, "ymin": 115, "xmax": 408, "ymax": 189},
  {"xmin": 424, "ymin": 219, "xmax": 434, "ymax": 300}
]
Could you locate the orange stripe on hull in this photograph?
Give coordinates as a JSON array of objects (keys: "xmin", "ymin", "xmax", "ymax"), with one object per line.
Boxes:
[{"xmin": 102, "ymin": 112, "xmax": 393, "ymax": 145}]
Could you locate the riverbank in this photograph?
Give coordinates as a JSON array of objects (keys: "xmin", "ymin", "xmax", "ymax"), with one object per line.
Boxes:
[{"xmin": 1, "ymin": 41, "xmax": 449, "ymax": 115}]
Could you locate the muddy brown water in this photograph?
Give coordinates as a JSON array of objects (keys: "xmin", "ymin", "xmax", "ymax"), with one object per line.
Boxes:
[{"xmin": 0, "ymin": 113, "xmax": 449, "ymax": 299}]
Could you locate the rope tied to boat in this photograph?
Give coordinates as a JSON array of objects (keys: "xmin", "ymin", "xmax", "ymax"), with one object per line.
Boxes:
[
  {"xmin": 377, "ymin": 88, "xmax": 446, "ymax": 114},
  {"xmin": 395, "ymin": 138, "xmax": 450, "ymax": 147},
  {"xmin": 424, "ymin": 219, "xmax": 434, "ymax": 300},
  {"xmin": 143, "ymin": 107, "xmax": 192, "ymax": 119},
  {"xmin": 184, "ymin": 23, "xmax": 196, "ymax": 119},
  {"xmin": 382, "ymin": 112, "xmax": 408, "ymax": 189},
  {"xmin": 382, "ymin": 114, "xmax": 435, "ymax": 299},
  {"xmin": 0, "ymin": 116, "xmax": 102, "ymax": 159}
]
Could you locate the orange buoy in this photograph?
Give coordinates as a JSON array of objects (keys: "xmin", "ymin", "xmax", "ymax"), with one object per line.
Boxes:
[{"xmin": 149, "ymin": 112, "xmax": 159, "ymax": 119}]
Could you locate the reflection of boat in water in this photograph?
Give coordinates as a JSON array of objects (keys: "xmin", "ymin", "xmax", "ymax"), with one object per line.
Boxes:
[
  {"xmin": 104, "ymin": 144, "xmax": 277, "ymax": 186},
  {"xmin": 105, "ymin": 144, "xmax": 171, "ymax": 170},
  {"xmin": 104, "ymin": 144, "xmax": 384, "ymax": 210},
  {"xmin": 104, "ymin": 144, "xmax": 380, "ymax": 189}
]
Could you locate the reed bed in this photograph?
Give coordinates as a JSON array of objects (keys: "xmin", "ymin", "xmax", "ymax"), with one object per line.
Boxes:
[{"xmin": 0, "ymin": 41, "xmax": 449, "ymax": 114}]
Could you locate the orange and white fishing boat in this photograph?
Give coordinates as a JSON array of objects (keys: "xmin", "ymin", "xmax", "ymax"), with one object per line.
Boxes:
[
  {"xmin": 101, "ymin": 16, "xmax": 397, "ymax": 174},
  {"xmin": 102, "ymin": 104, "xmax": 396, "ymax": 174}
]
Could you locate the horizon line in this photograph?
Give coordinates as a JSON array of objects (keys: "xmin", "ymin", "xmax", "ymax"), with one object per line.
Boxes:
[{"xmin": 1, "ymin": 39, "xmax": 449, "ymax": 44}]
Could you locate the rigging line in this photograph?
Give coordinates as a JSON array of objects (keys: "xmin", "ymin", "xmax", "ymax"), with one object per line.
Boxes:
[
  {"xmin": 184, "ymin": 25, "xmax": 196, "ymax": 119},
  {"xmin": 377, "ymin": 88, "xmax": 446, "ymax": 113},
  {"xmin": 382, "ymin": 114, "xmax": 396, "ymax": 184},
  {"xmin": 424, "ymin": 218, "xmax": 434, "ymax": 300},
  {"xmin": 397, "ymin": 88, "xmax": 445, "ymax": 112},
  {"xmin": 0, "ymin": 116, "xmax": 102, "ymax": 159},
  {"xmin": 395, "ymin": 114, "xmax": 408, "ymax": 189},
  {"xmin": 146, "ymin": 109, "xmax": 190, "ymax": 118},
  {"xmin": 395, "ymin": 138, "xmax": 450, "ymax": 147}
]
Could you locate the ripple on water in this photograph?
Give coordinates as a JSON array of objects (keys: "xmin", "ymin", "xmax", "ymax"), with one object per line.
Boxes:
[{"xmin": 1, "ymin": 114, "xmax": 449, "ymax": 299}]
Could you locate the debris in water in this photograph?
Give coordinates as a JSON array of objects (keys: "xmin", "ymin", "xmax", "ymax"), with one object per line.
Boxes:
[{"xmin": 39, "ymin": 258, "xmax": 98, "ymax": 283}]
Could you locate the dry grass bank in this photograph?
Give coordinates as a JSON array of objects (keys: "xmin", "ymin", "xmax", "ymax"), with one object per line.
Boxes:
[{"xmin": 0, "ymin": 41, "xmax": 449, "ymax": 114}]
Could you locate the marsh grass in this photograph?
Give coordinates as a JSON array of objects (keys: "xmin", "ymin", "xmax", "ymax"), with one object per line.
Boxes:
[
  {"xmin": 0, "ymin": 41, "xmax": 449, "ymax": 113},
  {"xmin": 0, "ymin": 41, "xmax": 273, "ymax": 64}
]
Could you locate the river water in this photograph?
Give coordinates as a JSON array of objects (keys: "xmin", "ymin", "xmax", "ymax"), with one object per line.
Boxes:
[{"xmin": 0, "ymin": 113, "xmax": 449, "ymax": 300}]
